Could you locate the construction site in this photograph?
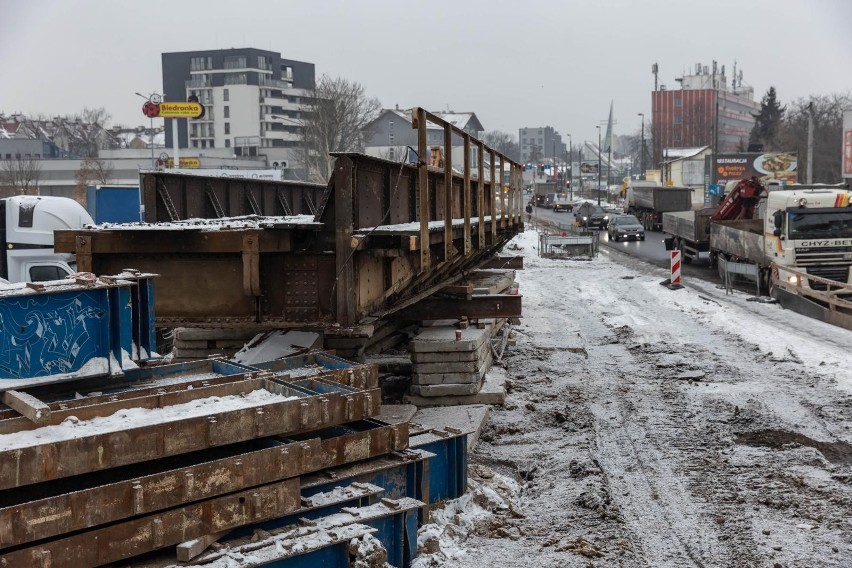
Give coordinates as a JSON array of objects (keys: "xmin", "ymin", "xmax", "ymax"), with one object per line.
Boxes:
[{"xmin": 0, "ymin": 109, "xmax": 527, "ymax": 567}]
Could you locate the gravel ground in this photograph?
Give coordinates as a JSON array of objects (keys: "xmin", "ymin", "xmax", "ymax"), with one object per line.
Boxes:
[{"xmin": 419, "ymin": 229, "xmax": 852, "ymax": 568}]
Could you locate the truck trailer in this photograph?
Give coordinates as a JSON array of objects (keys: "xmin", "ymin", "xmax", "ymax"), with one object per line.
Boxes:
[{"xmin": 626, "ymin": 182, "xmax": 692, "ymax": 231}]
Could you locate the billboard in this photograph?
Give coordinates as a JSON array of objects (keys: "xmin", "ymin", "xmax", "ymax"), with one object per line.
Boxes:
[
  {"xmin": 843, "ymin": 110, "xmax": 852, "ymax": 178},
  {"xmin": 713, "ymin": 152, "xmax": 797, "ymax": 185},
  {"xmin": 168, "ymin": 169, "xmax": 284, "ymax": 181}
]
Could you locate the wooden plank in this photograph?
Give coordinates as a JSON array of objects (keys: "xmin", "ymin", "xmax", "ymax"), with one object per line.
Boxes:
[
  {"xmin": 1, "ymin": 390, "xmax": 49, "ymax": 425},
  {"xmin": 499, "ymin": 154, "xmax": 506, "ymax": 229},
  {"xmin": 490, "ymin": 151, "xmax": 497, "ymax": 241}
]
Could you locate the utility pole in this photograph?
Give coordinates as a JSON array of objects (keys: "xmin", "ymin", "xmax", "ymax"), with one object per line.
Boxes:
[
  {"xmin": 596, "ymin": 126, "xmax": 602, "ymax": 206},
  {"xmin": 638, "ymin": 112, "xmax": 645, "ymax": 179}
]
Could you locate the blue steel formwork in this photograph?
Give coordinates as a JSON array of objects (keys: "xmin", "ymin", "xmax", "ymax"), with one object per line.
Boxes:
[{"xmin": 0, "ymin": 273, "xmax": 157, "ymax": 383}]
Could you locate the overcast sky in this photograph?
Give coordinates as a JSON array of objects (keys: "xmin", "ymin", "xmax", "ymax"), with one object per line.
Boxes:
[{"xmin": 2, "ymin": 0, "xmax": 850, "ymax": 146}]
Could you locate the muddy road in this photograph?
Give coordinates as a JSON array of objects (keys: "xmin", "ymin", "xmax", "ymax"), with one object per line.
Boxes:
[{"xmin": 433, "ymin": 231, "xmax": 852, "ymax": 567}]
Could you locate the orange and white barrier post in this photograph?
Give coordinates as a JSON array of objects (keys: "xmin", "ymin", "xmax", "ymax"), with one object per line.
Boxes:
[{"xmin": 670, "ymin": 250, "xmax": 683, "ymax": 288}]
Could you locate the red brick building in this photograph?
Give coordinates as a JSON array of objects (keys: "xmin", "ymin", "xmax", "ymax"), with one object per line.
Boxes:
[{"xmin": 651, "ymin": 64, "xmax": 759, "ymax": 167}]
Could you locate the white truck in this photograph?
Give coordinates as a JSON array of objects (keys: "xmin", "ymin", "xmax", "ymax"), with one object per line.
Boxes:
[
  {"xmin": 0, "ymin": 195, "xmax": 94, "ymax": 284},
  {"xmin": 665, "ymin": 180, "xmax": 852, "ymax": 328}
]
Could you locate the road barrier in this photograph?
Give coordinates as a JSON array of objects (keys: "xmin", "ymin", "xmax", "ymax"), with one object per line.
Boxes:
[{"xmin": 670, "ymin": 250, "xmax": 683, "ymax": 288}]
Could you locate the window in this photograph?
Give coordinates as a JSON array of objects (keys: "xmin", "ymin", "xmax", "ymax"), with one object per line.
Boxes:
[
  {"xmin": 224, "ymin": 123, "xmax": 230, "ymax": 134},
  {"xmin": 193, "ymin": 140, "xmax": 199, "ymax": 148},
  {"xmin": 388, "ymin": 147, "xmax": 395, "ymax": 160},
  {"xmin": 674, "ymin": 132, "xmax": 682, "ymax": 141},
  {"xmin": 225, "ymin": 139, "xmax": 231, "ymax": 148},
  {"xmin": 223, "ymin": 88, "xmax": 229, "ymax": 102},
  {"xmin": 674, "ymin": 97, "xmax": 682, "ymax": 107},
  {"xmin": 224, "ymin": 56, "xmax": 246, "ymax": 69},
  {"xmin": 29, "ymin": 265, "xmax": 67, "ymax": 282},
  {"xmin": 224, "ymin": 106, "xmax": 230, "ymax": 118},
  {"xmin": 673, "ymin": 116, "xmax": 682, "ymax": 124}
]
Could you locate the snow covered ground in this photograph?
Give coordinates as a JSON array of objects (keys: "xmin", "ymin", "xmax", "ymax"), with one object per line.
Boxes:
[{"xmin": 416, "ymin": 228, "xmax": 852, "ymax": 567}]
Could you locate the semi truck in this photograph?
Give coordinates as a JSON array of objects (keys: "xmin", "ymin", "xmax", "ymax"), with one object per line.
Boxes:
[
  {"xmin": 626, "ymin": 182, "xmax": 692, "ymax": 231},
  {"xmin": 663, "ymin": 178, "xmax": 852, "ymax": 312},
  {"xmin": 0, "ymin": 195, "xmax": 94, "ymax": 284}
]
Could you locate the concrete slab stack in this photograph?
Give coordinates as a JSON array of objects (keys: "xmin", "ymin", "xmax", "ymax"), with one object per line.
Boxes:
[{"xmin": 407, "ymin": 325, "xmax": 493, "ymax": 398}]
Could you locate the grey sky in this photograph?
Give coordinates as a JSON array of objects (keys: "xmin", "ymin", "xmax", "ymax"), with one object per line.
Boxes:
[{"xmin": 2, "ymin": 0, "xmax": 850, "ymax": 147}]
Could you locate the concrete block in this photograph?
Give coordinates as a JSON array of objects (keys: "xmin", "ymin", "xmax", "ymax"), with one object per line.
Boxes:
[
  {"xmin": 410, "ymin": 326, "xmax": 489, "ymax": 353},
  {"xmin": 409, "ymin": 380, "xmax": 483, "ymax": 397},
  {"xmin": 412, "ymin": 353, "xmax": 492, "ymax": 385},
  {"xmin": 376, "ymin": 404, "xmax": 418, "ymax": 425},
  {"xmin": 411, "ymin": 340, "xmax": 490, "ymax": 363},
  {"xmin": 410, "ymin": 404, "xmax": 491, "ymax": 450},
  {"xmin": 404, "ymin": 367, "xmax": 507, "ymax": 407}
]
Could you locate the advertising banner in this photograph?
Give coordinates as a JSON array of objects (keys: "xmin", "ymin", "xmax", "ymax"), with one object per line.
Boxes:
[{"xmin": 713, "ymin": 152, "xmax": 797, "ymax": 185}]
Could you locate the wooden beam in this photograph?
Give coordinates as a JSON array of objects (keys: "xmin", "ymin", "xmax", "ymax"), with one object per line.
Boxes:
[
  {"xmin": 490, "ymin": 151, "xmax": 497, "ymax": 242},
  {"xmin": 1, "ymin": 390, "xmax": 50, "ymax": 425}
]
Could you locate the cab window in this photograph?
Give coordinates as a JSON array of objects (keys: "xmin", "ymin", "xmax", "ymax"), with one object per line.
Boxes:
[{"xmin": 29, "ymin": 265, "xmax": 69, "ymax": 282}]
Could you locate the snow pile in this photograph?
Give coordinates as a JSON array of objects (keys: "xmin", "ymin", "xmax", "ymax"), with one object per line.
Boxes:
[
  {"xmin": 412, "ymin": 465, "xmax": 521, "ymax": 567},
  {"xmin": 349, "ymin": 533, "xmax": 392, "ymax": 568}
]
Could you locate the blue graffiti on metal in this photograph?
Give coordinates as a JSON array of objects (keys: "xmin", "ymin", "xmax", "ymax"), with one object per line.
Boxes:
[{"xmin": 0, "ymin": 292, "xmax": 107, "ymax": 379}]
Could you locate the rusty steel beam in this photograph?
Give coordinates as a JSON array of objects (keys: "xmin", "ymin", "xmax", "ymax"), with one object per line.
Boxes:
[
  {"xmin": 416, "ymin": 107, "xmax": 431, "ymax": 274},
  {"xmin": 140, "ymin": 171, "xmax": 325, "ymax": 222},
  {"xmin": 0, "ymin": 477, "xmax": 301, "ymax": 567},
  {"xmin": 443, "ymin": 123, "xmax": 453, "ymax": 262},
  {"xmin": 480, "ymin": 255, "xmax": 524, "ymax": 270},
  {"xmin": 463, "ymin": 134, "xmax": 472, "ymax": 255},
  {"xmin": 0, "ymin": 383, "xmax": 381, "ymax": 490},
  {"xmin": 0, "ymin": 420, "xmax": 407, "ymax": 548},
  {"xmin": 0, "ymin": 375, "xmax": 264, "ymax": 435},
  {"xmin": 396, "ymin": 293, "xmax": 522, "ymax": 321}
]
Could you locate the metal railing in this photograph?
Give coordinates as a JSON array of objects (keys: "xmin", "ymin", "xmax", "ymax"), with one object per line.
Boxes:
[{"xmin": 410, "ymin": 107, "xmax": 524, "ymax": 273}]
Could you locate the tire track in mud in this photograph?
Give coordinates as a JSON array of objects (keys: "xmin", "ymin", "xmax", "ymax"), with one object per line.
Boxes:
[{"xmin": 455, "ymin": 240, "xmax": 852, "ymax": 567}]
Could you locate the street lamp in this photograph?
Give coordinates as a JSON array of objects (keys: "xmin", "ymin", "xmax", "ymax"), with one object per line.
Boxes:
[
  {"xmin": 135, "ymin": 91, "xmax": 163, "ymax": 169},
  {"xmin": 596, "ymin": 126, "xmax": 602, "ymax": 206},
  {"xmin": 637, "ymin": 112, "xmax": 645, "ymax": 179},
  {"xmin": 566, "ymin": 133, "xmax": 572, "ymax": 200}
]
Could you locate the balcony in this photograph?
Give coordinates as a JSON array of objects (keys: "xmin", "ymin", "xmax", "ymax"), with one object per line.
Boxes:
[
  {"xmin": 259, "ymin": 76, "xmax": 292, "ymax": 89},
  {"xmin": 263, "ymin": 97, "xmax": 303, "ymax": 111},
  {"xmin": 185, "ymin": 77, "xmax": 212, "ymax": 89},
  {"xmin": 262, "ymin": 130, "xmax": 302, "ymax": 142}
]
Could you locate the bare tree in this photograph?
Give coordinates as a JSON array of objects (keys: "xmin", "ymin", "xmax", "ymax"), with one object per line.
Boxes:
[
  {"xmin": 778, "ymin": 92, "xmax": 852, "ymax": 183},
  {"xmin": 74, "ymin": 156, "xmax": 115, "ymax": 204},
  {"xmin": 481, "ymin": 131, "xmax": 520, "ymax": 162},
  {"xmin": 301, "ymin": 75, "xmax": 381, "ymax": 183},
  {"xmin": 71, "ymin": 107, "xmax": 114, "ymax": 158},
  {"xmin": 0, "ymin": 156, "xmax": 42, "ymax": 197}
]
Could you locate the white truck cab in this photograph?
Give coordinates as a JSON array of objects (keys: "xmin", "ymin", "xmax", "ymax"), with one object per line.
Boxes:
[{"xmin": 0, "ymin": 195, "xmax": 94, "ymax": 284}]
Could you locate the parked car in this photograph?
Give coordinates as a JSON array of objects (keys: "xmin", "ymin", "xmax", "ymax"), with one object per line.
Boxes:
[
  {"xmin": 607, "ymin": 214, "xmax": 645, "ymax": 242},
  {"xmin": 575, "ymin": 202, "xmax": 608, "ymax": 229}
]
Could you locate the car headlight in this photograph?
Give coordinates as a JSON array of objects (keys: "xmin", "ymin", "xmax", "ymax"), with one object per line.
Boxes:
[
  {"xmin": 583, "ymin": 216, "xmax": 588, "ymax": 221},
  {"xmin": 787, "ymin": 275, "xmax": 800, "ymax": 284},
  {"xmin": 603, "ymin": 215, "xmax": 609, "ymax": 220}
]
